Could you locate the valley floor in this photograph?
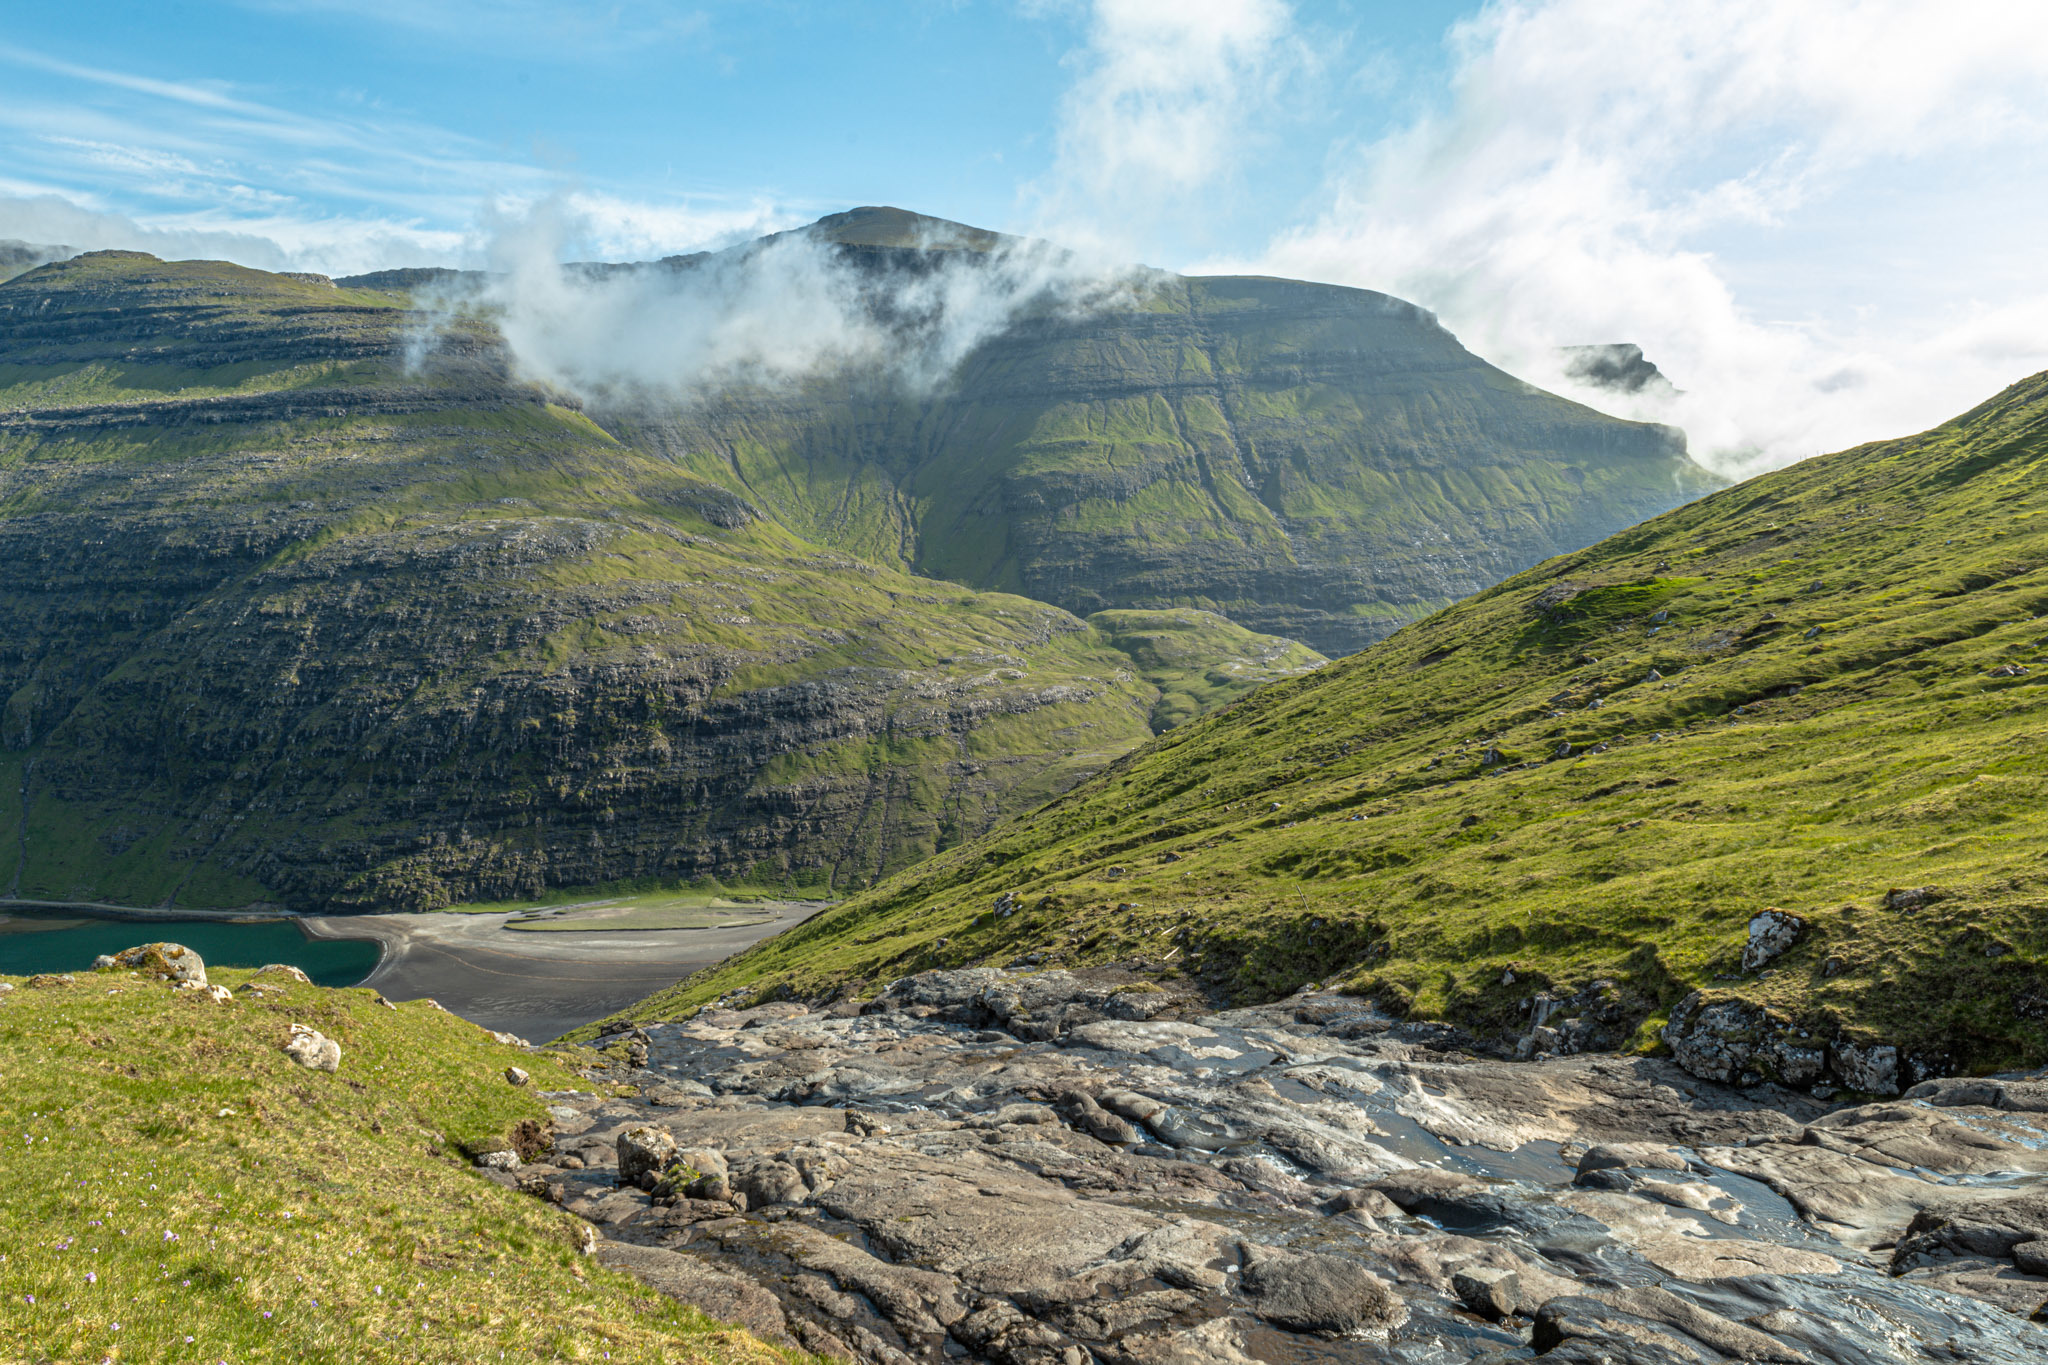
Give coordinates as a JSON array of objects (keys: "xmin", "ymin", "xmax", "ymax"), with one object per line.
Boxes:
[{"xmin": 304, "ymin": 902, "xmax": 828, "ymax": 1043}]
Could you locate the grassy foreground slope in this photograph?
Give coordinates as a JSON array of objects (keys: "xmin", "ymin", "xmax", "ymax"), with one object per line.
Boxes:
[
  {"xmin": 0, "ymin": 966, "xmax": 790, "ymax": 1363},
  {"xmin": 623, "ymin": 372, "xmax": 2048, "ymax": 1074},
  {"xmin": 0, "ymin": 251, "xmax": 1314, "ymax": 911}
]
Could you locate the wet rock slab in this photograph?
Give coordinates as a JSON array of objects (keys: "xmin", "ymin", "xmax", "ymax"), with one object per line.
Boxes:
[{"xmin": 526, "ymin": 969, "xmax": 2048, "ymax": 1363}]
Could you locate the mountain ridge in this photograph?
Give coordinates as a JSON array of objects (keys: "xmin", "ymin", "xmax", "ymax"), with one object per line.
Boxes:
[{"xmin": 615, "ymin": 368, "xmax": 2048, "ymax": 1088}]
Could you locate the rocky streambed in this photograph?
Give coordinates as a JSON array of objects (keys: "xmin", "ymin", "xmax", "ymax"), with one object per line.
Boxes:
[{"xmin": 500, "ymin": 968, "xmax": 2048, "ymax": 1363}]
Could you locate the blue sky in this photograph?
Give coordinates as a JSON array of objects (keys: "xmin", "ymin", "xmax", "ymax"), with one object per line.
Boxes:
[
  {"xmin": 5, "ymin": 1, "xmax": 2048, "ymax": 471},
  {"xmin": 0, "ymin": 2, "xmax": 1471, "ymax": 268}
]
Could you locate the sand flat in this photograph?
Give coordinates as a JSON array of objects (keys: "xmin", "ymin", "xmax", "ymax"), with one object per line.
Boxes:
[{"xmin": 303, "ymin": 900, "xmax": 827, "ymax": 1042}]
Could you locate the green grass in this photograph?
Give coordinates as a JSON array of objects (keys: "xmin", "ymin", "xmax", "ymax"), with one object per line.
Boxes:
[
  {"xmin": 1085, "ymin": 608, "xmax": 1327, "ymax": 731},
  {"xmin": 0, "ymin": 965, "xmax": 799, "ymax": 1363},
  {"xmin": 604, "ymin": 370, "xmax": 2048, "ymax": 1074},
  {"xmin": 0, "ymin": 254, "xmax": 1317, "ymax": 913},
  {"xmin": 613, "ymin": 271, "xmax": 1718, "ymax": 658}
]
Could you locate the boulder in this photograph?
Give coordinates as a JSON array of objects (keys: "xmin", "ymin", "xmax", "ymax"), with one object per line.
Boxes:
[
  {"xmin": 617, "ymin": 1126, "xmax": 680, "ymax": 1190},
  {"xmin": 283, "ymin": 1025, "xmax": 340, "ymax": 1072},
  {"xmin": 1660, "ymin": 992, "xmax": 1762, "ymax": 1084},
  {"xmin": 1451, "ymin": 1266, "xmax": 1522, "ymax": 1320},
  {"xmin": 110, "ymin": 942, "xmax": 207, "ymax": 986},
  {"xmin": 732, "ymin": 1158, "xmax": 808, "ymax": 1208},
  {"xmin": 2014, "ymin": 1239, "xmax": 2048, "ymax": 1276},
  {"xmin": 1238, "ymin": 1245, "xmax": 1405, "ymax": 1335},
  {"xmin": 1740, "ymin": 909, "xmax": 1804, "ymax": 973},
  {"xmin": 1893, "ymin": 1193, "xmax": 2048, "ymax": 1268},
  {"xmin": 655, "ymin": 1147, "xmax": 732, "ymax": 1202},
  {"xmin": 1830, "ymin": 1040, "xmax": 1900, "ymax": 1095}
]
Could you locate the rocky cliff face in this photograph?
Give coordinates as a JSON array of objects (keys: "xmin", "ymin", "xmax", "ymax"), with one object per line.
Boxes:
[
  {"xmin": 618, "ymin": 215, "xmax": 1718, "ymax": 657},
  {"xmin": 0, "ymin": 251, "xmax": 1314, "ymax": 911}
]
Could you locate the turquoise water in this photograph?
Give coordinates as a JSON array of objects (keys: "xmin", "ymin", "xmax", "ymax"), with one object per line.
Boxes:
[{"xmin": 0, "ymin": 911, "xmax": 378, "ymax": 988}]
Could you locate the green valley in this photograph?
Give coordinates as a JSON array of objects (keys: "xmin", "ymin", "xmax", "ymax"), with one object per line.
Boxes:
[
  {"xmin": 625, "ymin": 369, "xmax": 2048, "ymax": 1082},
  {"xmin": 0, "ymin": 251, "xmax": 1312, "ymax": 911}
]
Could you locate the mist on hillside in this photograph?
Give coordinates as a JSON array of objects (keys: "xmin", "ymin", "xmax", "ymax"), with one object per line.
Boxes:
[{"xmin": 411, "ymin": 203, "xmax": 1152, "ymax": 408}]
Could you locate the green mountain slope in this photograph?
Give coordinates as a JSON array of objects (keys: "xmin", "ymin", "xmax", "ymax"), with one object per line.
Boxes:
[
  {"xmin": 627, "ymin": 372, "xmax": 2048, "ymax": 1081},
  {"xmin": 0, "ymin": 251, "xmax": 1317, "ymax": 911},
  {"xmin": 620, "ymin": 209, "xmax": 1720, "ymax": 657}
]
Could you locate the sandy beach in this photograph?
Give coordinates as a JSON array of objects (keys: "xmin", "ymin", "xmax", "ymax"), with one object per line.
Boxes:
[{"xmin": 303, "ymin": 900, "xmax": 828, "ymax": 1042}]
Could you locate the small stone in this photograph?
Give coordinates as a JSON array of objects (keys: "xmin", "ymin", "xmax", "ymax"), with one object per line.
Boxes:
[
  {"xmin": 1452, "ymin": 1266, "xmax": 1522, "ymax": 1320},
  {"xmin": 251, "ymin": 964, "xmax": 311, "ymax": 984},
  {"xmin": 474, "ymin": 1150, "xmax": 519, "ymax": 1171},
  {"xmin": 1646, "ymin": 668, "xmax": 1663, "ymax": 682},
  {"xmin": 505, "ymin": 1066, "xmax": 531, "ymax": 1087},
  {"xmin": 283, "ymin": 1025, "xmax": 341, "ymax": 1073},
  {"xmin": 1740, "ymin": 908, "xmax": 1805, "ymax": 973},
  {"xmin": 2014, "ymin": 1239, "xmax": 2048, "ymax": 1276},
  {"xmin": 1804, "ymin": 626, "xmax": 1824, "ymax": 639},
  {"xmin": 205, "ymin": 984, "xmax": 233, "ymax": 1004},
  {"xmin": 92, "ymin": 954, "xmax": 117, "ymax": 970}
]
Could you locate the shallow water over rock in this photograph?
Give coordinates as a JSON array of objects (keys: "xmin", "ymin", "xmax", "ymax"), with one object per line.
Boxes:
[{"xmin": 511, "ymin": 969, "xmax": 2048, "ymax": 1363}]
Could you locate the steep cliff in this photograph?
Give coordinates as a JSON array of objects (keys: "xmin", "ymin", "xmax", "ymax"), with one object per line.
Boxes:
[
  {"xmin": 0, "ymin": 251, "xmax": 1315, "ymax": 910},
  {"xmin": 617, "ymin": 209, "xmax": 1719, "ymax": 657}
]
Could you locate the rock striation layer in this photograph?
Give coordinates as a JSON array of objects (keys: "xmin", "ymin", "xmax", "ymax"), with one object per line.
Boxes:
[
  {"xmin": 0, "ymin": 251, "xmax": 1317, "ymax": 910},
  {"xmin": 512, "ymin": 967, "xmax": 2048, "ymax": 1363},
  {"xmin": 620, "ymin": 209, "xmax": 1717, "ymax": 658}
]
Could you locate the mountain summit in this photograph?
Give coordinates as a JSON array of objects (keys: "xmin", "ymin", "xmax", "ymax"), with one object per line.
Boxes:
[{"xmin": 794, "ymin": 205, "xmax": 1014, "ymax": 253}]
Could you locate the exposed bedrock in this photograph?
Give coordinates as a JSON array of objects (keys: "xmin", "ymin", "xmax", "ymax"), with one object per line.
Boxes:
[{"xmin": 508, "ymin": 968, "xmax": 2048, "ymax": 1363}]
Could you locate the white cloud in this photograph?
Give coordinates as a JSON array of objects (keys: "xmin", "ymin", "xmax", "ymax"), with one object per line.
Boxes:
[
  {"xmin": 0, "ymin": 192, "xmax": 470, "ymax": 276},
  {"xmin": 437, "ymin": 196, "xmax": 1146, "ymax": 407},
  {"xmin": 1025, "ymin": 0, "xmax": 1304, "ymax": 256},
  {"xmin": 1212, "ymin": 0, "xmax": 2048, "ymax": 473}
]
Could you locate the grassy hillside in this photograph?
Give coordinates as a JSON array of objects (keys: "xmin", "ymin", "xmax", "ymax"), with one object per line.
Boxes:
[
  {"xmin": 616, "ymin": 212, "xmax": 1721, "ymax": 657},
  {"xmin": 0, "ymin": 252, "xmax": 1307, "ymax": 911},
  {"xmin": 0, "ymin": 962, "xmax": 791, "ymax": 1363},
  {"xmin": 1083, "ymin": 608, "xmax": 1325, "ymax": 731},
  {"xmin": 618, "ymin": 371, "xmax": 2048, "ymax": 1076}
]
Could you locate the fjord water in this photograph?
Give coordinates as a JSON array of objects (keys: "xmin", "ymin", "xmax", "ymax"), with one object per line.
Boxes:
[{"xmin": 0, "ymin": 910, "xmax": 378, "ymax": 987}]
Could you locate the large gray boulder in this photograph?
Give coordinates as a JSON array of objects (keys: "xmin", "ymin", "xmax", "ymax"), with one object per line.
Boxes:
[{"xmin": 107, "ymin": 942, "xmax": 207, "ymax": 986}]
